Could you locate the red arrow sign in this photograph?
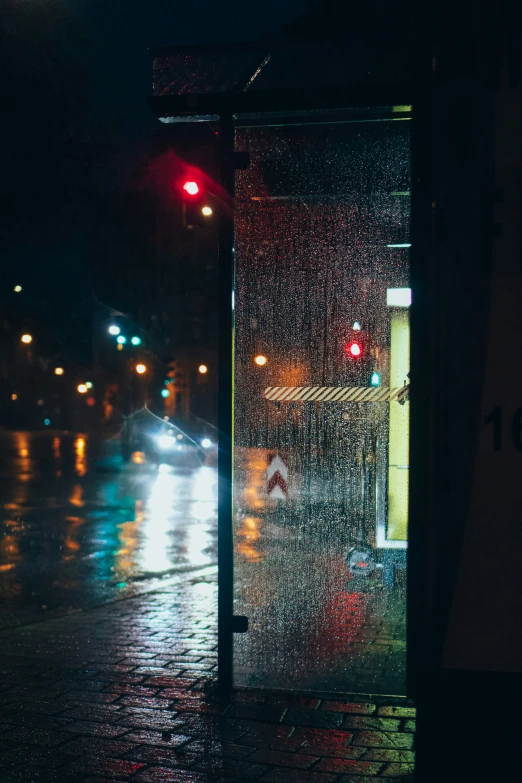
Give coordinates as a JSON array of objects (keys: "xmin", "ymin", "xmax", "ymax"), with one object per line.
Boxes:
[{"xmin": 267, "ymin": 453, "xmax": 288, "ymax": 499}]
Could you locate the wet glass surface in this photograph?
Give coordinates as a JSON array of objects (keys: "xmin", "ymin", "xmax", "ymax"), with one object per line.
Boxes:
[
  {"xmin": 233, "ymin": 116, "xmax": 410, "ymax": 694},
  {"xmin": 0, "ymin": 431, "xmax": 217, "ymax": 628},
  {"xmin": 152, "ymin": 49, "xmax": 270, "ymax": 96}
]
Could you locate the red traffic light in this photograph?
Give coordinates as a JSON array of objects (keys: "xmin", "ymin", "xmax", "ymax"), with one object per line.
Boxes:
[
  {"xmin": 183, "ymin": 181, "xmax": 199, "ymax": 196},
  {"xmin": 346, "ymin": 341, "xmax": 363, "ymax": 358}
]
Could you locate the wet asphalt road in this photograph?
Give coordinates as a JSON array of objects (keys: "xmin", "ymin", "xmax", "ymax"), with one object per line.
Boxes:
[
  {"xmin": 0, "ymin": 431, "xmax": 406, "ymax": 696},
  {"xmin": 0, "ymin": 432, "xmax": 217, "ymax": 628}
]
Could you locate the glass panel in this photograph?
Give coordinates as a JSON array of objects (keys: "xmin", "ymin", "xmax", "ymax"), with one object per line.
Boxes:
[
  {"xmin": 152, "ymin": 49, "xmax": 269, "ymax": 96},
  {"xmin": 233, "ymin": 113, "xmax": 410, "ymax": 694}
]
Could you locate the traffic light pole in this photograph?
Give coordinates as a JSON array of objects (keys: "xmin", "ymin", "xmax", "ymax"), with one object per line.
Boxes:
[{"xmin": 217, "ymin": 113, "xmax": 235, "ymax": 700}]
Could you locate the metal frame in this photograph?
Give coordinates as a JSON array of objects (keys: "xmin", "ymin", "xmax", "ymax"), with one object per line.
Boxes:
[
  {"xmin": 217, "ymin": 114, "xmax": 235, "ymax": 699},
  {"xmin": 148, "ymin": 87, "xmax": 412, "ymax": 125}
]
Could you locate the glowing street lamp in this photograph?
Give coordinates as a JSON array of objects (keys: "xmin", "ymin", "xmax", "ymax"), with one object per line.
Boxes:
[
  {"xmin": 135, "ymin": 364, "xmax": 147, "ymax": 375},
  {"xmin": 77, "ymin": 384, "xmax": 88, "ymax": 394},
  {"xmin": 85, "ymin": 381, "xmax": 93, "ymax": 389},
  {"xmin": 108, "ymin": 325, "xmax": 121, "ymax": 336},
  {"xmin": 198, "ymin": 364, "xmax": 208, "ymax": 374},
  {"xmin": 21, "ymin": 334, "xmax": 33, "ymax": 344},
  {"xmin": 54, "ymin": 367, "xmax": 64, "ymax": 376},
  {"xmin": 201, "ymin": 206, "xmax": 213, "ymax": 216},
  {"xmin": 254, "ymin": 354, "xmax": 267, "ymax": 366},
  {"xmin": 14, "ymin": 285, "xmax": 22, "ymax": 293}
]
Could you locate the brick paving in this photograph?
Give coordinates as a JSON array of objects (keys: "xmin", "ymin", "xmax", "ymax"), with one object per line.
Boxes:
[{"xmin": 0, "ymin": 568, "xmax": 415, "ymax": 782}]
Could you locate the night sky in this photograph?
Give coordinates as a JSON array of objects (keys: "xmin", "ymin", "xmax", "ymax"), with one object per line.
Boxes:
[{"xmin": 2, "ymin": 0, "xmax": 309, "ymax": 342}]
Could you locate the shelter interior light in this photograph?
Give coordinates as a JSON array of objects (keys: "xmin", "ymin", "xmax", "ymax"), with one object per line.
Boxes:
[{"xmin": 386, "ymin": 288, "xmax": 412, "ymax": 307}]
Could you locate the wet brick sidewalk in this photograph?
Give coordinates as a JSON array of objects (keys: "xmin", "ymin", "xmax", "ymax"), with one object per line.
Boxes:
[{"xmin": 0, "ymin": 567, "xmax": 415, "ymax": 782}]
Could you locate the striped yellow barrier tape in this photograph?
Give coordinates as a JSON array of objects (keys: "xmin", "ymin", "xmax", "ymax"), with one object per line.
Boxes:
[{"xmin": 263, "ymin": 386, "xmax": 409, "ymax": 402}]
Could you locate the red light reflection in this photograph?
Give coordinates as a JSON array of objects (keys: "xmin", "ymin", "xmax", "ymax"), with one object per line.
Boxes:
[{"xmin": 347, "ymin": 342, "xmax": 362, "ymax": 357}]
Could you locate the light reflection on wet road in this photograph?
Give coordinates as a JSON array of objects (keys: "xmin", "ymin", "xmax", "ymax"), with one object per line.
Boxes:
[{"xmin": 0, "ymin": 432, "xmax": 217, "ymax": 626}]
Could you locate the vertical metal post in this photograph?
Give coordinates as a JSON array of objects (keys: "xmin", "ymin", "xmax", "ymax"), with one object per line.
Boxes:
[
  {"xmin": 217, "ymin": 113, "xmax": 235, "ymax": 699},
  {"xmin": 407, "ymin": 18, "xmax": 433, "ymax": 699}
]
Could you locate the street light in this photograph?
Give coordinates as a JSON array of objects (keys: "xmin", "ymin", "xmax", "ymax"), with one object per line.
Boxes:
[
  {"xmin": 85, "ymin": 382, "xmax": 93, "ymax": 389},
  {"xmin": 54, "ymin": 367, "xmax": 64, "ymax": 376},
  {"xmin": 135, "ymin": 363, "xmax": 147, "ymax": 374},
  {"xmin": 21, "ymin": 334, "xmax": 33, "ymax": 344},
  {"xmin": 201, "ymin": 206, "xmax": 213, "ymax": 216},
  {"xmin": 14, "ymin": 285, "xmax": 22, "ymax": 293},
  {"xmin": 198, "ymin": 364, "xmax": 208, "ymax": 374},
  {"xmin": 77, "ymin": 384, "xmax": 88, "ymax": 394},
  {"xmin": 254, "ymin": 355, "xmax": 267, "ymax": 366},
  {"xmin": 108, "ymin": 325, "xmax": 121, "ymax": 336}
]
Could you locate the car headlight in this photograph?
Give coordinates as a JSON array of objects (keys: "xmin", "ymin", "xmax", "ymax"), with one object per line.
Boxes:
[{"xmin": 157, "ymin": 434, "xmax": 175, "ymax": 450}]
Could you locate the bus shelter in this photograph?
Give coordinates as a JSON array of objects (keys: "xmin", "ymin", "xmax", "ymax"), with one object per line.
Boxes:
[
  {"xmin": 148, "ymin": 41, "xmax": 421, "ymax": 699},
  {"xmin": 148, "ymin": 8, "xmax": 522, "ymax": 778}
]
